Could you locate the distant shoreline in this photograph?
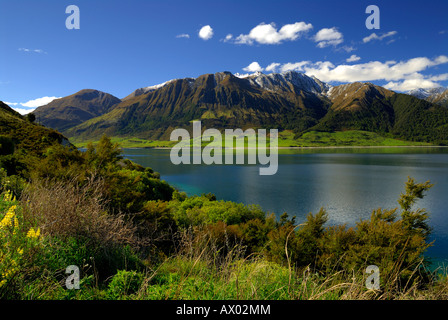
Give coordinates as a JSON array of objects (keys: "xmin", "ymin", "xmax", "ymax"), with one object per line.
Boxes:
[
  {"xmin": 144, "ymin": 145, "xmax": 448, "ymax": 150},
  {"xmin": 72, "ymin": 130, "xmax": 445, "ymax": 150}
]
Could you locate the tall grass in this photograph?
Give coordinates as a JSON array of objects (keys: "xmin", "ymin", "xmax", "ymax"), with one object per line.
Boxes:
[
  {"xmin": 131, "ymin": 225, "xmax": 448, "ymax": 300},
  {"xmin": 21, "ymin": 176, "xmax": 139, "ymax": 249}
]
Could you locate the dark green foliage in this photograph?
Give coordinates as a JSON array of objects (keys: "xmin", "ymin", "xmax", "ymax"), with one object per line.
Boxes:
[
  {"xmin": 398, "ymin": 177, "xmax": 433, "ymax": 240},
  {"xmin": 240, "ymin": 218, "xmax": 272, "ymax": 254},
  {"xmin": 0, "ymin": 136, "xmax": 15, "ymax": 155},
  {"xmin": 107, "ymin": 270, "xmax": 144, "ymax": 299},
  {"xmin": 264, "ymin": 209, "xmax": 328, "ymax": 267},
  {"xmin": 312, "ymin": 91, "xmax": 448, "ymax": 145},
  {"xmin": 0, "ymin": 168, "xmax": 26, "ymax": 199},
  {"xmin": 168, "ymin": 194, "xmax": 265, "ymax": 227},
  {"xmin": 313, "ymin": 99, "xmax": 394, "ymax": 133},
  {"xmin": 24, "ymin": 135, "xmax": 174, "ymax": 213},
  {"xmin": 295, "ymin": 209, "xmax": 328, "ymax": 266},
  {"xmin": 390, "ymin": 94, "xmax": 448, "ymax": 144},
  {"xmin": 86, "ymin": 135, "xmax": 123, "ymax": 169},
  {"xmin": 26, "ymin": 113, "xmax": 36, "ymax": 123},
  {"xmin": 0, "ymin": 154, "xmax": 27, "ymax": 176},
  {"xmin": 0, "ymin": 101, "xmax": 67, "ymax": 155}
]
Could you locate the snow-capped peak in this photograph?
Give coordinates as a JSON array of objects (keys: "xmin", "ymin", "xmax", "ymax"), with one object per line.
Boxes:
[
  {"xmin": 240, "ymin": 70, "xmax": 331, "ymax": 95},
  {"xmin": 407, "ymin": 86, "xmax": 448, "ymax": 106},
  {"xmin": 142, "ymin": 79, "xmax": 176, "ymax": 91},
  {"xmin": 407, "ymin": 88, "xmax": 432, "ymax": 99},
  {"xmin": 408, "ymin": 87, "xmax": 446, "ymax": 98},
  {"xmin": 234, "ymin": 71, "xmax": 263, "ymax": 79}
]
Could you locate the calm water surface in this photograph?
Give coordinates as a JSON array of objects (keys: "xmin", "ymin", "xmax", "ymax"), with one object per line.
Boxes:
[{"xmin": 123, "ymin": 147, "xmax": 448, "ymax": 268}]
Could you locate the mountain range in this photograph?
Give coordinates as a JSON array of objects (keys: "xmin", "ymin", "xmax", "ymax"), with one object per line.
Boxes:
[{"xmin": 28, "ymin": 71, "xmax": 448, "ymax": 144}]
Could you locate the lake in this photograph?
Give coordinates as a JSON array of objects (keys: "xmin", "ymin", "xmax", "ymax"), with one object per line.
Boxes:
[{"xmin": 123, "ymin": 147, "xmax": 448, "ymax": 269}]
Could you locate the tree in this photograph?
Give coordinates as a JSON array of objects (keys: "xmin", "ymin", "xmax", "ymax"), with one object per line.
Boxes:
[
  {"xmin": 0, "ymin": 136, "xmax": 15, "ymax": 156},
  {"xmin": 26, "ymin": 113, "xmax": 36, "ymax": 123},
  {"xmin": 86, "ymin": 135, "xmax": 122, "ymax": 170},
  {"xmin": 398, "ymin": 177, "xmax": 433, "ymax": 240}
]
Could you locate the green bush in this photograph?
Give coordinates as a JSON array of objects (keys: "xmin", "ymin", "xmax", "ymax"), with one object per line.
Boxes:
[
  {"xmin": 169, "ymin": 195, "xmax": 265, "ymax": 227},
  {"xmin": 107, "ymin": 270, "xmax": 144, "ymax": 299}
]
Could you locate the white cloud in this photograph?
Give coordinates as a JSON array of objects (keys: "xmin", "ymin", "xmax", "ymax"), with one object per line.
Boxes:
[
  {"xmin": 224, "ymin": 34, "xmax": 233, "ymax": 42},
  {"xmin": 384, "ymin": 72, "xmax": 448, "ymax": 91},
  {"xmin": 243, "ymin": 62, "xmax": 264, "ymax": 73},
  {"xmin": 265, "ymin": 62, "xmax": 281, "ymax": 72},
  {"xmin": 6, "ymin": 96, "xmax": 60, "ymax": 115},
  {"xmin": 428, "ymin": 73, "xmax": 448, "ymax": 81},
  {"xmin": 176, "ymin": 33, "xmax": 190, "ymax": 39},
  {"xmin": 19, "ymin": 48, "xmax": 47, "ymax": 54},
  {"xmin": 4, "ymin": 102, "xmax": 18, "ymax": 106},
  {"xmin": 314, "ymin": 27, "xmax": 343, "ymax": 48},
  {"xmin": 234, "ymin": 22, "xmax": 313, "ymax": 45},
  {"xmin": 363, "ymin": 31, "xmax": 397, "ymax": 43},
  {"xmin": 386, "ymin": 39, "xmax": 396, "ymax": 45},
  {"xmin": 21, "ymin": 96, "xmax": 60, "ymax": 108},
  {"xmin": 346, "ymin": 54, "xmax": 361, "ymax": 62},
  {"xmin": 256, "ymin": 55, "xmax": 448, "ymax": 91},
  {"xmin": 300, "ymin": 56, "xmax": 448, "ymax": 85},
  {"xmin": 280, "ymin": 61, "xmax": 310, "ymax": 73},
  {"xmin": 199, "ymin": 25, "xmax": 214, "ymax": 40},
  {"xmin": 384, "ymin": 79, "xmax": 442, "ymax": 91},
  {"xmin": 11, "ymin": 108, "xmax": 35, "ymax": 115},
  {"xmin": 340, "ymin": 46, "xmax": 356, "ymax": 53}
]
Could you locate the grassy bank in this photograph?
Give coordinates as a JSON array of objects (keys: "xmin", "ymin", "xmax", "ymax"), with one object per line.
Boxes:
[
  {"xmin": 71, "ymin": 130, "xmax": 432, "ymax": 149},
  {"xmin": 280, "ymin": 130, "xmax": 432, "ymax": 147}
]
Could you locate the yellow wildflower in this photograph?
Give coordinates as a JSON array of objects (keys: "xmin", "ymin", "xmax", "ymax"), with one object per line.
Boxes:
[
  {"xmin": 0, "ymin": 205, "xmax": 16, "ymax": 229},
  {"xmin": 13, "ymin": 217, "xmax": 19, "ymax": 234},
  {"xmin": 26, "ymin": 227, "xmax": 41, "ymax": 239},
  {"xmin": 2, "ymin": 190, "xmax": 16, "ymax": 202},
  {"xmin": 3, "ymin": 190, "xmax": 12, "ymax": 202}
]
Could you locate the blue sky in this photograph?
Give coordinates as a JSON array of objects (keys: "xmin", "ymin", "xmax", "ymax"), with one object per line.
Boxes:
[{"xmin": 0, "ymin": 0, "xmax": 447, "ymax": 114}]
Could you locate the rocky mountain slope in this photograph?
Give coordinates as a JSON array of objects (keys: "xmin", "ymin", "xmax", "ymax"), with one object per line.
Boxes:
[{"xmin": 33, "ymin": 89, "xmax": 121, "ymax": 132}]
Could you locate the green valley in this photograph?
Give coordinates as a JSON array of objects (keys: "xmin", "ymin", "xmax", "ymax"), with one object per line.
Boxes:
[{"xmin": 71, "ymin": 130, "xmax": 432, "ymax": 149}]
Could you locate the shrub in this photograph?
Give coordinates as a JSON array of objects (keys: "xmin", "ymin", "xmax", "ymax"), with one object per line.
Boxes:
[
  {"xmin": 169, "ymin": 195, "xmax": 265, "ymax": 227},
  {"xmin": 314, "ymin": 177, "xmax": 434, "ymax": 292},
  {"xmin": 107, "ymin": 270, "xmax": 144, "ymax": 299}
]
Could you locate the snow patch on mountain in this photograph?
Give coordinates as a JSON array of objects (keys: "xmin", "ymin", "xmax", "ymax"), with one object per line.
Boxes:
[
  {"xmin": 407, "ymin": 87, "xmax": 448, "ymax": 105},
  {"xmin": 236, "ymin": 71, "xmax": 332, "ymax": 95}
]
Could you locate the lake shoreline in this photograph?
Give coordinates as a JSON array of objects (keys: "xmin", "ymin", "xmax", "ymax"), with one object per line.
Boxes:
[{"xmin": 143, "ymin": 145, "xmax": 448, "ymax": 150}]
